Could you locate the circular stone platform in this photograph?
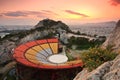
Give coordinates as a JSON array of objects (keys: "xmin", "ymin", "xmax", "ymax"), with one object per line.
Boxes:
[{"xmin": 48, "ymin": 54, "xmax": 68, "ymax": 64}]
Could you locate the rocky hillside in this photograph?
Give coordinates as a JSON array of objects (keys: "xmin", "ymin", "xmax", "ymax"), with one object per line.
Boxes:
[
  {"xmin": 102, "ymin": 20, "xmax": 120, "ymax": 53},
  {"xmin": 74, "ymin": 54, "xmax": 120, "ymax": 80},
  {"xmin": 0, "ymin": 19, "xmax": 71, "ymax": 64},
  {"xmin": 35, "ymin": 19, "xmax": 71, "ymax": 32},
  {"xmin": 74, "ymin": 20, "xmax": 120, "ymax": 80}
]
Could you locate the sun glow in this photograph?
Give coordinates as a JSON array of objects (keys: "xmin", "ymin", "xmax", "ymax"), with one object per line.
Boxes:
[
  {"xmin": 67, "ymin": 14, "xmax": 82, "ymax": 19},
  {"xmin": 0, "ymin": 0, "xmax": 120, "ymax": 25}
]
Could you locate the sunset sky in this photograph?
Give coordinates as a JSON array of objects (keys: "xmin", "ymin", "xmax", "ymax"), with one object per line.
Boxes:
[{"xmin": 0, "ymin": 0, "xmax": 120, "ymax": 25}]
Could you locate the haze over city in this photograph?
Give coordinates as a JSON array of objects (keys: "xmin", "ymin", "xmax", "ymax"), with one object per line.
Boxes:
[{"xmin": 0, "ymin": 0, "xmax": 120, "ymax": 25}]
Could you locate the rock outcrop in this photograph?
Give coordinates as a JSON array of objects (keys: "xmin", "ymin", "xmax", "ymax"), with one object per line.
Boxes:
[
  {"xmin": 102, "ymin": 20, "xmax": 120, "ymax": 53},
  {"xmin": 74, "ymin": 54, "xmax": 120, "ymax": 80},
  {"xmin": 35, "ymin": 19, "xmax": 71, "ymax": 32},
  {"xmin": 74, "ymin": 20, "xmax": 120, "ymax": 80},
  {"xmin": 103, "ymin": 55, "xmax": 120, "ymax": 80}
]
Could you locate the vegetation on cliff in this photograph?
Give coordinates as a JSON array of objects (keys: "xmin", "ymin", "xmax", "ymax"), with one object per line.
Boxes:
[{"xmin": 81, "ymin": 46, "xmax": 118, "ymax": 71}]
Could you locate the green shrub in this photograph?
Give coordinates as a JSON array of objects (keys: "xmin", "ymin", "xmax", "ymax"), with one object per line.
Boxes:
[
  {"xmin": 67, "ymin": 36, "xmax": 105, "ymax": 50},
  {"xmin": 66, "ymin": 52, "xmax": 75, "ymax": 61},
  {"xmin": 81, "ymin": 47, "xmax": 118, "ymax": 71}
]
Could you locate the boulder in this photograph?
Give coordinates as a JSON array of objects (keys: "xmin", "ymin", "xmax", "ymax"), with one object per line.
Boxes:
[
  {"xmin": 109, "ymin": 54, "xmax": 120, "ymax": 79},
  {"xmin": 73, "ymin": 69, "xmax": 89, "ymax": 80},
  {"xmin": 74, "ymin": 61, "xmax": 112, "ymax": 80},
  {"xmin": 103, "ymin": 68, "xmax": 120, "ymax": 80},
  {"xmin": 110, "ymin": 58, "xmax": 120, "ymax": 71},
  {"xmin": 74, "ymin": 55, "xmax": 120, "ymax": 80}
]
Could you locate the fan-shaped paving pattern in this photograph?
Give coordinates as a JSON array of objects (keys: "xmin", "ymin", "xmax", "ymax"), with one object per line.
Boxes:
[{"xmin": 13, "ymin": 38, "xmax": 83, "ymax": 69}]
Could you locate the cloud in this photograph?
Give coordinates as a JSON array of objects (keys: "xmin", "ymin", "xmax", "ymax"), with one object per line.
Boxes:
[
  {"xmin": 42, "ymin": 10, "xmax": 58, "ymax": 16},
  {"xmin": 110, "ymin": 0, "xmax": 120, "ymax": 6},
  {"xmin": 65, "ymin": 10, "xmax": 89, "ymax": 17},
  {"xmin": 0, "ymin": 10, "xmax": 58, "ymax": 18},
  {"xmin": 0, "ymin": 15, "xmax": 3, "ymax": 17},
  {"xmin": 42, "ymin": 10, "xmax": 53, "ymax": 13},
  {"xmin": 3, "ymin": 11, "xmax": 28, "ymax": 17}
]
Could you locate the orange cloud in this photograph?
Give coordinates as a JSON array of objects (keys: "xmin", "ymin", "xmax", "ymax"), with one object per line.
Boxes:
[
  {"xmin": 65, "ymin": 10, "xmax": 89, "ymax": 17},
  {"xmin": 0, "ymin": 15, "xmax": 3, "ymax": 17},
  {"xmin": 110, "ymin": 0, "xmax": 120, "ymax": 6}
]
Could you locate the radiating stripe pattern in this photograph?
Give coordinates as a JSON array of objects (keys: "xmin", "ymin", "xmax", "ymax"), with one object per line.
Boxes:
[
  {"xmin": 24, "ymin": 39, "xmax": 58, "ymax": 64},
  {"xmin": 13, "ymin": 38, "xmax": 83, "ymax": 69}
]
